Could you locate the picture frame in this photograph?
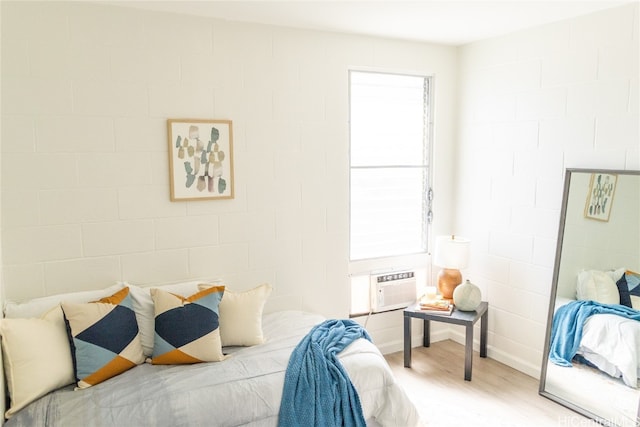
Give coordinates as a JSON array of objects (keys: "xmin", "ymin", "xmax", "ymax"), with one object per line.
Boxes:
[
  {"xmin": 167, "ymin": 119, "xmax": 234, "ymax": 201},
  {"xmin": 584, "ymin": 172, "xmax": 617, "ymax": 221}
]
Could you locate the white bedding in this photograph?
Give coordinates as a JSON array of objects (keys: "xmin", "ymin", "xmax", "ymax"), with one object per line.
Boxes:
[
  {"xmin": 553, "ymin": 297, "xmax": 640, "ymax": 388},
  {"xmin": 579, "ymin": 312, "xmax": 640, "ymax": 388},
  {"xmin": 4, "ymin": 310, "xmax": 421, "ymax": 426}
]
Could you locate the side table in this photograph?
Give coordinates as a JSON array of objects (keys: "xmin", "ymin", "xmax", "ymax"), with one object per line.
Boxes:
[{"xmin": 403, "ymin": 301, "xmax": 488, "ymax": 381}]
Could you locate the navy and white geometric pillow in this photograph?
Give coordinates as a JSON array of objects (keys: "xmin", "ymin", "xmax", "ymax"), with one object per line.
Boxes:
[
  {"xmin": 61, "ymin": 287, "xmax": 145, "ymax": 389},
  {"xmin": 616, "ymin": 270, "xmax": 640, "ymax": 308},
  {"xmin": 151, "ymin": 286, "xmax": 226, "ymax": 365}
]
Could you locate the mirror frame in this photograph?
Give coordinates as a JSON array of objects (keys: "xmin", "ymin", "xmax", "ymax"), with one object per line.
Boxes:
[{"xmin": 539, "ymin": 167, "xmax": 640, "ymax": 426}]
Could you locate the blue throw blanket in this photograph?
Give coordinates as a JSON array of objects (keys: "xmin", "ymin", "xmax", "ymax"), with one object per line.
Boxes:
[
  {"xmin": 278, "ymin": 319, "xmax": 372, "ymax": 427},
  {"xmin": 549, "ymin": 300, "xmax": 640, "ymax": 366}
]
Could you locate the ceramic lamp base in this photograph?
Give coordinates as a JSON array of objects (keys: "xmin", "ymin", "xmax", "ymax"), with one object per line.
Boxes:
[{"xmin": 437, "ymin": 268, "xmax": 462, "ymax": 300}]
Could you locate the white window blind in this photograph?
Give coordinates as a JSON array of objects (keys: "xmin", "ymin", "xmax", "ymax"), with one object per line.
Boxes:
[{"xmin": 349, "ymin": 71, "xmax": 431, "ymax": 261}]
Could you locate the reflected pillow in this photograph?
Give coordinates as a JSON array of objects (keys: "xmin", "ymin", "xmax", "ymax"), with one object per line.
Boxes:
[
  {"xmin": 61, "ymin": 287, "xmax": 145, "ymax": 389},
  {"xmin": 615, "ymin": 270, "xmax": 640, "ymax": 309},
  {"xmin": 576, "ymin": 270, "xmax": 620, "ymax": 305},
  {"xmin": 151, "ymin": 286, "xmax": 226, "ymax": 364}
]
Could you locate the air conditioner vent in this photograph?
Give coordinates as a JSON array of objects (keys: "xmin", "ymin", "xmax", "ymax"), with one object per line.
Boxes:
[{"xmin": 370, "ymin": 270, "xmax": 417, "ymax": 313}]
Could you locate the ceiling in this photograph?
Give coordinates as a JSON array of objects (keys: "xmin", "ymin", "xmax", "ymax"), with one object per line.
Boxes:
[{"xmin": 110, "ymin": 0, "xmax": 634, "ymax": 45}]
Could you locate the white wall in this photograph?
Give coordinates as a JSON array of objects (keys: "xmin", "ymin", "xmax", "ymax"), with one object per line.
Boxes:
[
  {"xmin": 0, "ymin": 0, "xmax": 4, "ymax": 418},
  {"xmin": 0, "ymin": 2, "xmax": 457, "ymax": 349},
  {"xmin": 456, "ymin": 3, "xmax": 639, "ymax": 376},
  {"xmin": 2, "ymin": 1, "xmax": 638, "ymax": 380}
]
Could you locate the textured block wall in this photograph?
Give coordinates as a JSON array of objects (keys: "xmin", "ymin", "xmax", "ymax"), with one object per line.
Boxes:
[
  {"xmin": 0, "ymin": 2, "xmax": 457, "ymax": 331},
  {"xmin": 456, "ymin": 3, "xmax": 639, "ymax": 375},
  {"xmin": 3, "ymin": 1, "xmax": 636, "ymax": 372}
]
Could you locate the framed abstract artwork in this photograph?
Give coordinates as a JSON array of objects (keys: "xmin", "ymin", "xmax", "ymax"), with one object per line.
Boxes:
[
  {"xmin": 167, "ymin": 119, "xmax": 234, "ymax": 201},
  {"xmin": 584, "ymin": 172, "xmax": 617, "ymax": 221}
]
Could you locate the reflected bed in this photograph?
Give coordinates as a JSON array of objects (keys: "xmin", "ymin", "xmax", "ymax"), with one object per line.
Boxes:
[{"xmin": 551, "ymin": 297, "xmax": 640, "ymax": 389}]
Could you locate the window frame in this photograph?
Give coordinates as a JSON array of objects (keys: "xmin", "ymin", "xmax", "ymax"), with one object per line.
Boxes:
[{"xmin": 348, "ymin": 69, "xmax": 434, "ymax": 263}]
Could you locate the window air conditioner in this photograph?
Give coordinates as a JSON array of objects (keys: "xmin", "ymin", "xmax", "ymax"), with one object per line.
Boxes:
[{"xmin": 370, "ymin": 270, "xmax": 417, "ymax": 313}]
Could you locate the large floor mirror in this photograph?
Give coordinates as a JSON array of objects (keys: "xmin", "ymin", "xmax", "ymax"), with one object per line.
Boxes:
[{"xmin": 540, "ymin": 168, "xmax": 640, "ymax": 427}]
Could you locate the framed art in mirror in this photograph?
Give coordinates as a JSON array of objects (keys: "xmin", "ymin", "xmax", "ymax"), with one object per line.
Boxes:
[
  {"xmin": 584, "ymin": 172, "xmax": 617, "ymax": 222},
  {"xmin": 167, "ymin": 119, "xmax": 234, "ymax": 201}
]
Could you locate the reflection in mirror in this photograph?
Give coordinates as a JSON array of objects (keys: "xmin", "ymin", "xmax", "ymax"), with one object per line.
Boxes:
[{"xmin": 540, "ymin": 169, "xmax": 640, "ymax": 427}]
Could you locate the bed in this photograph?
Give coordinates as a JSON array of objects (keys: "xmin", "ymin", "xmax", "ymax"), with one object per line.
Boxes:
[
  {"xmin": 549, "ymin": 269, "xmax": 640, "ymax": 389},
  {"xmin": 0, "ymin": 282, "xmax": 421, "ymax": 427}
]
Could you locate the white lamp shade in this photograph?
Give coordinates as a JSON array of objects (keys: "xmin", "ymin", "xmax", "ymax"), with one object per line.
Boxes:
[{"xmin": 434, "ymin": 235, "xmax": 470, "ymax": 269}]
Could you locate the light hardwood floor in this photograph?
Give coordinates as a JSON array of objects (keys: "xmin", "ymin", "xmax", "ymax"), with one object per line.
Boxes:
[{"xmin": 384, "ymin": 340, "xmax": 602, "ymax": 427}]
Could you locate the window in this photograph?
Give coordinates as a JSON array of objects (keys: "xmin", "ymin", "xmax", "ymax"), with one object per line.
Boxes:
[{"xmin": 349, "ymin": 71, "xmax": 432, "ymax": 261}]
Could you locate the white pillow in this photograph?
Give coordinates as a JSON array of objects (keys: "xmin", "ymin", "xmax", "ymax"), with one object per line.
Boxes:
[
  {"xmin": 126, "ymin": 284, "xmax": 155, "ymax": 357},
  {"xmin": 200, "ymin": 283, "xmax": 272, "ymax": 346},
  {"xmin": 605, "ymin": 267, "xmax": 626, "ymax": 284},
  {"xmin": 631, "ymin": 295, "xmax": 640, "ymax": 310},
  {"xmin": 0, "ymin": 307, "xmax": 74, "ymax": 418},
  {"xmin": 4, "ymin": 283, "xmax": 124, "ymax": 319},
  {"xmin": 576, "ymin": 270, "xmax": 620, "ymax": 305},
  {"xmin": 125, "ymin": 280, "xmax": 222, "ymax": 357}
]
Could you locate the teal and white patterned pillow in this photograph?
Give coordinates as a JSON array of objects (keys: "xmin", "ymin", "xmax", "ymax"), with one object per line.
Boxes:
[
  {"xmin": 151, "ymin": 286, "xmax": 226, "ymax": 364},
  {"xmin": 61, "ymin": 287, "xmax": 145, "ymax": 389}
]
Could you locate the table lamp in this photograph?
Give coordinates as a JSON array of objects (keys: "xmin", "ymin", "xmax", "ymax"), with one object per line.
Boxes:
[{"xmin": 434, "ymin": 235, "xmax": 470, "ymax": 300}]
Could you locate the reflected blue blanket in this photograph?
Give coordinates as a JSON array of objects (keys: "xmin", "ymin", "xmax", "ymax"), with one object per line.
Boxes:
[
  {"xmin": 549, "ymin": 300, "xmax": 640, "ymax": 366},
  {"xmin": 278, "ymin": 319, "xmax": 372, "ymax": 427}
]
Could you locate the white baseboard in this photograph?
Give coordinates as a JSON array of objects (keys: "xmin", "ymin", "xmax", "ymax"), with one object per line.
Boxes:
[
  {"xmin": 376, "ymin": 327, "xmax": 542, "ymax": 381},
  {"xmin": 377, "ymin": 329, "xmax": 450, "ymax": 355},
  {"xmin": 447, "ymin": 329, "xmax": 541, "ymax": 379},
  {"xmin": 485, "ymin": 346, "xmax": 541, "ymax": 379}
]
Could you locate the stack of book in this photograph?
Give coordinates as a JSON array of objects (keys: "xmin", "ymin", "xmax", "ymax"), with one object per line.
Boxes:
[{"xmin": 418, "ymin": 299, "xmax": 454, "ymax": 315}]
